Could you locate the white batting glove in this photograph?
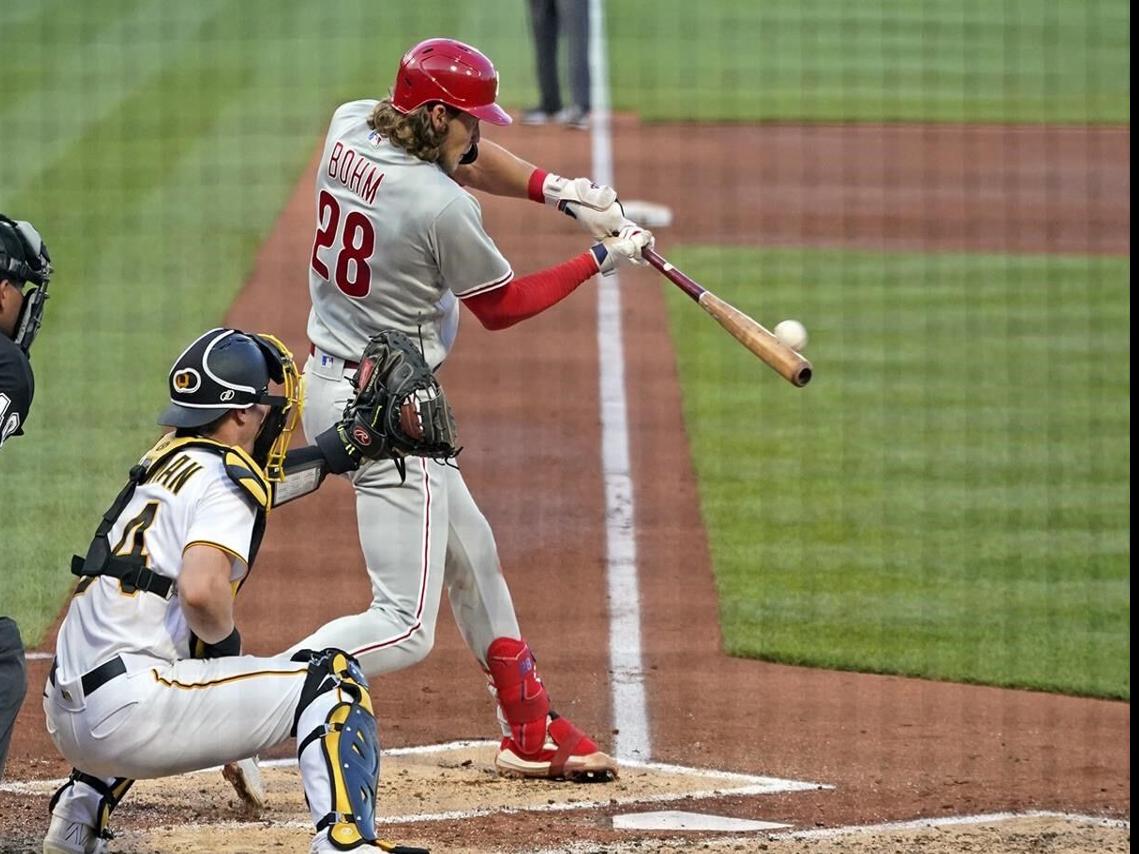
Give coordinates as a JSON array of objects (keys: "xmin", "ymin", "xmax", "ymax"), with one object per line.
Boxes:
[
  {"xmin": 543, "ymin": 173, "xmax": 627, "ymax": 239},
  {"xmin": 589, "ymin": 223, "xmax": 654, "ymax": 276}
]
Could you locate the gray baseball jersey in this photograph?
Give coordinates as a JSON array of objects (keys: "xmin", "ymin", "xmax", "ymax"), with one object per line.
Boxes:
[{"xmin": 306, "ymin": 100, "xmax": 513, "ymax": 368}]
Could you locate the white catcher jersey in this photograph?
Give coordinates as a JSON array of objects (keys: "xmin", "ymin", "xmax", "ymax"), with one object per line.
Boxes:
[
  {"xmin": 54, "ymin": 446, "xmax": 256, "ymax": 680},
  {"xmin": 306, "ymin": 100, "xmax": 513, "ymax": 368}
]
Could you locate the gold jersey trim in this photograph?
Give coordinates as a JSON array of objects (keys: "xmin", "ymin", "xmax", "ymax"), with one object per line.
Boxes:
[{"xmin": 152, "ymin": 666, "xmax": 309, "ymax": 690}]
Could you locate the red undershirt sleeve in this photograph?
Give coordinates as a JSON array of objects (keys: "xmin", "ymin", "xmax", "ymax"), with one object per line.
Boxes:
[{"xmin": 461, "ymin": 252, "xmax": 599, "ymax": 330}]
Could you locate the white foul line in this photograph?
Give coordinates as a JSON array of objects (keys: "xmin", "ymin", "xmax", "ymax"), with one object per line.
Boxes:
[
  {"xmin": 78, "ymin": 810, "xmax": 1127, "ymax": 849},
  {"xmin": 770, "ymin": 810, "xmax": 1132, "ymax": 840},
  {"xmin": 590, "ymin": 0, "xmax": 650, "ymax": 764}
]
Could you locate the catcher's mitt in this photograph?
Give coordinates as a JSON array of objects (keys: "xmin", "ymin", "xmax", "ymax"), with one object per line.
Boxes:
[{"xmin": 343, "ymin": 330, "xmax": 459, "ymax": 472}]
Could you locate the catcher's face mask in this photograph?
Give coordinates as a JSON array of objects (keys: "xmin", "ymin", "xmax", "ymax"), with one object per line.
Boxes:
[
  {"xmin": 0, "ymin": 214, "xmax": 53, "ymax": 354},
  {"xmin": 250, "ymin": 333, "xmax": 303, "ymax": 482}
]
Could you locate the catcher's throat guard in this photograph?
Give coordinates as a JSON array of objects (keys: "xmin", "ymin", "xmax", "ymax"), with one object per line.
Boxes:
[{"xmin": 13, "ymin": 280, "xmax": 49, "ymax": 353}]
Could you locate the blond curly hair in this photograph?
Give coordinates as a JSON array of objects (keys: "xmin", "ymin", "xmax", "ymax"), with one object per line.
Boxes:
[{"xmin": 367, "ymin": 99, "xmax": 450, "ymax": 162}]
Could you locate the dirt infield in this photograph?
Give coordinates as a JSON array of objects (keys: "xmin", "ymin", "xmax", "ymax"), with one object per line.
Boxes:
[{"xmin": 1, "ymin": 116, "xmax": 1129, "ymax": 852}]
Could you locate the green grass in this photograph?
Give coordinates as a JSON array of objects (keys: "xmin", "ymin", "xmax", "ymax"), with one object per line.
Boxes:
[
  {"xmin": 663, "ymin": 246, "xmax": 1130, "ymax": 699},
  {"xmin": 608, "ymin": 0, "xmax": 1130, "ymax": 122},
  {"xmin": 0, "ymin": 0, "xmax": 1129, "ymax": 702},
  {"xmin": 0, "ymin": 0, "xmax": 537, "ymax": 645}
]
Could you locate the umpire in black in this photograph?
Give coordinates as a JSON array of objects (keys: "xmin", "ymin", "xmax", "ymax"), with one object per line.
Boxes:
[{"xmin": 0, "ymin": 213, "xmax": 53, "ymax": 777}]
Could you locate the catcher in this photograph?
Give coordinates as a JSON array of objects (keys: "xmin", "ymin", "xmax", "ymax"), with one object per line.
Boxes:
[{"xmin": 42, "ymin": 327, "xmax": 442, "ymax": 854}]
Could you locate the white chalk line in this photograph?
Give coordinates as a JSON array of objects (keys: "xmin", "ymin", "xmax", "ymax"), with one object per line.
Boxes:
[
  {"xmin": 59, "ymin": 809, "xmax": 1129, "ymax": 848},
  {"xmin": 589, "ymin": 0, "xmax": 651, "ymax": 765},
  {"xmin": 770, "ymin": 810, "xmax": 1131, "ymax": 840},
  {"xmin": 6, "ymin": 739, "xmax": 1121, "ymax": 838},
  {"xmin": 0, "ymin": 739, "xmax": 822, "ymax": 824},
  {"xmin": 523, "ymin": 811, "xmax": 1131, "ymax": 853}
]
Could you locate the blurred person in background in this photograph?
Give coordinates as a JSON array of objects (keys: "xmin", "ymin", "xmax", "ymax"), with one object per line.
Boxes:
[{"xmin": 521, "ymin": 0, "xmax": 591, "ymax": 129}]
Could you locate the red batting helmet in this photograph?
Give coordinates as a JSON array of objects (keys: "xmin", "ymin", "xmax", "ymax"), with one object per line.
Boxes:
[{"xmin": 391, "ymin": 38, "xmax": 512, "ymax": 126}]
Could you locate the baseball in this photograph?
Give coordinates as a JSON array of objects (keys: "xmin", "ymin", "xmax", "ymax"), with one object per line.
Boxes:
[{"xmin": 773, "ymin": 319, "xmax": 808, "ymax": 351}]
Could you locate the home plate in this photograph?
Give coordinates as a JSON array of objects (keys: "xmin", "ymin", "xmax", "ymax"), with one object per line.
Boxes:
[{"xmin": 614, "ymin": 810, "xmax": 791, "ymax": 832}]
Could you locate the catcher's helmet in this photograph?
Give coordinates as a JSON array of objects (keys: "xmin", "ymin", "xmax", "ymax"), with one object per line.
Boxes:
[
  {"xmin": 159, "ymin": 328, "xmax": 302, "ymax": 480},
  {"xmin": 391, "ymin": 37, "xmax": 512, "ymax": 126},
  {"xmin": 0, "ymin": 213, "xmax": 53, "ymax": 353}
]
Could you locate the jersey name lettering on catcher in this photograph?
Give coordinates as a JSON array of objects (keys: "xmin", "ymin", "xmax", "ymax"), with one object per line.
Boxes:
[
  {"xmin": 54, "ymin": 447, "xmax": 255, "ymax": 681},
  {"xmin": 307, "ymin": 99, "xmax": 514, "ymax": 369}
]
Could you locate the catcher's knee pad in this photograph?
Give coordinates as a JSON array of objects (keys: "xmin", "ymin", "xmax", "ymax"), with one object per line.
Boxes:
[
  {"xmin": 486, "ymin": 637, "xmax": 550, "ymax": 755},
  {"xmin": 295, "ymin": 648, "xmax": 380, "ymax": 850}
]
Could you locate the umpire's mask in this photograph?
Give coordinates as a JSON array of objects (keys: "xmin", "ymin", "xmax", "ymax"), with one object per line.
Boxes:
[
  {"xmin": 158, "ymin": 328, "xmax": 302, "ymax": 481},
  {"xmin": 0, "ymin": 214, "xmax": 53, "ymax": 354}
]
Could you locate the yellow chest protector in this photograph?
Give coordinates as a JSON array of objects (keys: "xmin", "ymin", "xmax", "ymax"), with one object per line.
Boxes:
[
  {"xmin": 71, "ymin": 435, "xmax": 271, "ymax": 598},
  {"xmin": 142, "ymin": 433, "xmax": 272, "ymax": 512}
]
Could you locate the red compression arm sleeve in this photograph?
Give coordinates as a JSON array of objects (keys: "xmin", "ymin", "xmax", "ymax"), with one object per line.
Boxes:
[{"xmin": 462, "ymin": 252, "xmax": 598, "ymax": 330}]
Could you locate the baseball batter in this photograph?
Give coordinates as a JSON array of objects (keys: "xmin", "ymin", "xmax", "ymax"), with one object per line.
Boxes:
[
  {"xmin": 289, "ymin": 38, "xmax": 652, "ymax": 780},
  {"xmin": 42, "ymin": 328, "xmax": 396, "ymax": 854}
]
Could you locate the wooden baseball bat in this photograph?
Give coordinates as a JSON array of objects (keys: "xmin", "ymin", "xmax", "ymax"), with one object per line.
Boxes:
[{"xmin": 641, "ymin": 246, "xmax": 813, "ymax": 387}]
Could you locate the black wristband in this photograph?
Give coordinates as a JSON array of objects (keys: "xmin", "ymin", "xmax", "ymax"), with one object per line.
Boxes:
[
  {"xmin": 314, "ymin": 424, "xmax": 359, "ymax": 475},
  {"xmin": 190, "ymin": 626, "xmax": 241, "ymax": 659}
]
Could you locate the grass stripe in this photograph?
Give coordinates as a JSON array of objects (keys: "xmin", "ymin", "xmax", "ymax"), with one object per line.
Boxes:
[
  {"xmin": 665, "ymin": 246, "xmax": 1129, "ymax": 698},
  {"xmin": 609, "ymin": 0, "xmax": 1130, "ymax": 121},
  {"xmin": 0, "ymin": 1, "xmax": 536, "ymax": 644}
]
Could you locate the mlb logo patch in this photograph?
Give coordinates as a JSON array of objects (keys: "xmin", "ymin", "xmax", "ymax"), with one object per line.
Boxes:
[{"xmin": 321, "ymin": 354, "xmax": 334, "ymax": 367}]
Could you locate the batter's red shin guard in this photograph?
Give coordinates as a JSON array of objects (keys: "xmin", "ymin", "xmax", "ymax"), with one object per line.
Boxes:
[{"xmin": 486, "ymin": 637, "xmax": 550, "ymax": 756}]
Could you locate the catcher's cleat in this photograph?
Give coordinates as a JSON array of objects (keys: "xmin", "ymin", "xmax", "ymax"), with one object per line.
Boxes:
[
  {"xmin": 42, "ymin": 816, "xmax": 109, "ymax": 854},
  {"xmin": 310, "ymin": 829, "xmax": 430, "ymax": 853},
  {"xmin": 222, "ymin": 756, "xmax": 266, "ymax": 812},
  {"xmin": 378, "ymin": 840, "xmax": 431, "ymax": 854},
  {"xmin": 495, "ymin": 713, "xmax": 618, "ymax": 782}
]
